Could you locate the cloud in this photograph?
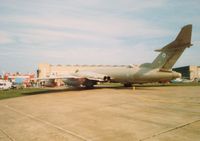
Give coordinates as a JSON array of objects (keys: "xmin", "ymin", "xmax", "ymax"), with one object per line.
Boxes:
[
  {"xmin": 82, "ymin": 0, "xmax": 166, "ymax": 12},
  {"xmin": 0, "ymin": 0, "xmax": 170, "ymax": 48},
  {"xmin": 193, "ymin": 40, "xmax": 200, "ymax": 46},
  {"xmin": 0, "ymin": 15, "xmax": 170, "ymax": 42},
  {"xmin": 14, "ymin": 42, "xmax": 156, "ymax": 66},
  {"xmin": 0, "ymin": 0, "xmax": 199, "ymax": 72},
  {"xmin": 0, "ymin": 32, "xmax": 13, "ymax": 44},
  {"xmin": 15, "ymin": 29, "xmax": 112, "ymax": 45},
  {"xmin": 0, "ymin": 0, "xmax": 167, "ymax": 14}
]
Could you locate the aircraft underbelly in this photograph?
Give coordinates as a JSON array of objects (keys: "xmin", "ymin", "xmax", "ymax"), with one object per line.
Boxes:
[
  {"xmin": 103, "ymin": 69, "xmax": 135, "ymax": 83},
  {"xmin": 90, "ymin": 67, "xmax": 179, "ymax": 84}
]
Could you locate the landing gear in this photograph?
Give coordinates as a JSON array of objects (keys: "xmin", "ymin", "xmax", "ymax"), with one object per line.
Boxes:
[
  {"xmin": 123, "ymin": 83, "xmax": 132, "ymax": 87},
  {"xmin": 84, "ymin": 80, "xmax": 97, "ymax": 89},
  {"xmin": 85, "ymin": 83, "xmax": 94, "ymax": 89}
]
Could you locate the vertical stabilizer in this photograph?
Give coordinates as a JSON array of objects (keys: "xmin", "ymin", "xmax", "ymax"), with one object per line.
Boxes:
[{"xmin": 151, "ymin": 24, "xmax": 192, "ymax": 70}]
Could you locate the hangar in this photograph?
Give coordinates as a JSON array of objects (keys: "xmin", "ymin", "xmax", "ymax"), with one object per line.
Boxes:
[
  {"xmin": 37, "ymin": 63, "xmax": 128, "ymax": 78},
  {"xmin": 173, "ymin": 65, "xmax": 200, "ymax": 80},
  {"xmin": 37, "ymin": 63, "xmax": 129, "ymax": 86}
]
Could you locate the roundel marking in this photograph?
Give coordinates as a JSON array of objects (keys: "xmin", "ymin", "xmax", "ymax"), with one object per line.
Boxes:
[{"xmin": 162, "ymin": 53, "xmax": 166, "ymax": 58}]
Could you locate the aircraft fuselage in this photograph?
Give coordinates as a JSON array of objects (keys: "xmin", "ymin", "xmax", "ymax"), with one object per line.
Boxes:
[{"xmin": 90, "ymin": 66, "xmax": 181, "ymax": 84}]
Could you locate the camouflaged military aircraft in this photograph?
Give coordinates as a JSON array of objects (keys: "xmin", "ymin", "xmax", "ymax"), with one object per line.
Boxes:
[{"xmin": 43, "ymin": 24, "xmax": 193, "ymax": 88}]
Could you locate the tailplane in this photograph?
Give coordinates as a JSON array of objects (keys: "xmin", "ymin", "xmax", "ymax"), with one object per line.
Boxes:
[{"xmin": 151, "ymin": 24, "xmax": 192, "ymax": 70}]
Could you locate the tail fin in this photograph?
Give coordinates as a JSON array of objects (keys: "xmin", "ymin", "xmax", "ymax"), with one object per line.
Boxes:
[{"xmin": 151, "ymin": 24, "xmax": 192, "ymax": 70}]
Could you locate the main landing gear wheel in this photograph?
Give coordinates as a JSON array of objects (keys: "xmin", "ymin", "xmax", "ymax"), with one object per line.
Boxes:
[
  {"xmin": 85, "ymin": 84, "xmax": 94, "ymax": 89},
  {"xmin": 124, "ymin": 83, "xmax": 132, "ymax": 87}
]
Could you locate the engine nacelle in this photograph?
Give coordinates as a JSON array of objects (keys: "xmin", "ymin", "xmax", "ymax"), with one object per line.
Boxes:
[
  {"xmin": 63, "ymin": 78, "xmax": 86, "ymax": 87},
  {"xmin": 103, "ymin": 76, "xmax": 111, "ymax": 82},
  {"xmin": 39, "ymin": 79, "xmax": 56, "ymax": 87}
]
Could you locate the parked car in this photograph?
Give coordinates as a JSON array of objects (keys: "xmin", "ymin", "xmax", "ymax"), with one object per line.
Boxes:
[
  {"xmin": 11, "ymin": 82, "xmax": 17, "ymax": 89},
  {"xmin": 0, "ymin": 80, "xmax": 12, "ymax": 90}
]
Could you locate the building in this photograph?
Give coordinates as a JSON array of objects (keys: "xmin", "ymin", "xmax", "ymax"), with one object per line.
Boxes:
[
  {"xmin": 3, "ymin": 72, "xmax": 35, "ymax": 87},
  {"xmin": 173, "ymin": 66, "xmax": 200, "ymax": 80},
  {"xmin": 38, "ymin": 63, "xmax": 107, "ymax": 86},
  {"xmin": 37, "ymin": 63, "xmax": 128, "ymax": 78},
  {"xmin": 38, "ymin": 63, "xmax": 97, "ymax": 78}
]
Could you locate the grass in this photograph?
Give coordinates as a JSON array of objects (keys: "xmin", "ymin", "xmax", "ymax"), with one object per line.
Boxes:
[
  {"xmin": 134, "ymin": 82, "xmax": 200, "ymax": 87},
  {"xmin": 98, "ymin": 82, "xmax": 200, "ymax": 87},
  {"xmin": 0, "ymin": 87, "xmax": 89, "ymax": 100},
  {"xmin": 96, "ymin": 82, "xmax": 122, "ymax": 87},
  {"xmin": 0, "ymin": 88, "xmax": 50, "ymax": 100}
]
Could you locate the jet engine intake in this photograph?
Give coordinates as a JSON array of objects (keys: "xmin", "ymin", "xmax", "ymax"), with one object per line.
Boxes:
[{"xmin": 103, "ymin": 76, "xmax": 111, "ymax": 82}]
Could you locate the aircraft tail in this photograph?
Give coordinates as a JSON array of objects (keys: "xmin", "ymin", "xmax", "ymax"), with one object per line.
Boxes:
[{"xmin": 151, "ymin": 24, "xmax": 192, "ymax": 70}]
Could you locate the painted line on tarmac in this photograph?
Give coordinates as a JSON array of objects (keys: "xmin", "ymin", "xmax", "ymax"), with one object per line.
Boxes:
[
  {"xmin": 0, "ymin": 128, "xmax": 15, "ymax": 141},
  {"xmin": 139, "ymin": 119, "xmax": 200, "ymax": 141},
  {"xmin": 2, "ymin": 104, "xmax": 92, "ymax": 141}
]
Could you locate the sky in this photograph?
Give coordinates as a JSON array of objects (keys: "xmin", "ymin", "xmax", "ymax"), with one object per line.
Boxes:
[{"xmin": 0, "ymin": 0, "xmax": 200, "ymax": 73}]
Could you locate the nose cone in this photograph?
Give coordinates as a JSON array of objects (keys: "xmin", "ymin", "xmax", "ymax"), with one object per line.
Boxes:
[{"xmin": 172, "ymin": 71, "xmax": 182, "ymax": 79}]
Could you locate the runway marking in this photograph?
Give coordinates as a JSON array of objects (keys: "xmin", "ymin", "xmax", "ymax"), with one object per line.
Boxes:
[
  {"xmin": 1, "ymin": 104, "xmax": 92, "ymax": 141},
  {"xmin": 0, "ymin": 128, "xmax": 15, "ymax": 141},
  {"xmin": 139, "ymin": 119, "xmax": 200, "ymax": 141}
]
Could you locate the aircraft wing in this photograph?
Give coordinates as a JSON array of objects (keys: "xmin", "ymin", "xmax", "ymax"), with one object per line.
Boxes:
[
  {"xmin": 72, "ymin": 71, "xmax": 110, "ymax": 82},
  {"xmin": 36, "ymin": 74, "xmax": 81, "ymax": 80},
  {"xmin": 37, "ymin": 71, "xmax": 111, "ymax": 87}
]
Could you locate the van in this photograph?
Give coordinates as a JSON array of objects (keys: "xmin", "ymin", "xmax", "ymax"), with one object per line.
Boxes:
[{"xmin": 0, "ymin": 80, "xmax": 12, "ymax": 90}]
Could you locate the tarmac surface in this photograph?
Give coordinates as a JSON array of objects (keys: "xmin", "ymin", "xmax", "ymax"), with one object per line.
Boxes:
[{"xmin": 0, "ymin": 86, "xmax": 200, "ymax": 141}]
